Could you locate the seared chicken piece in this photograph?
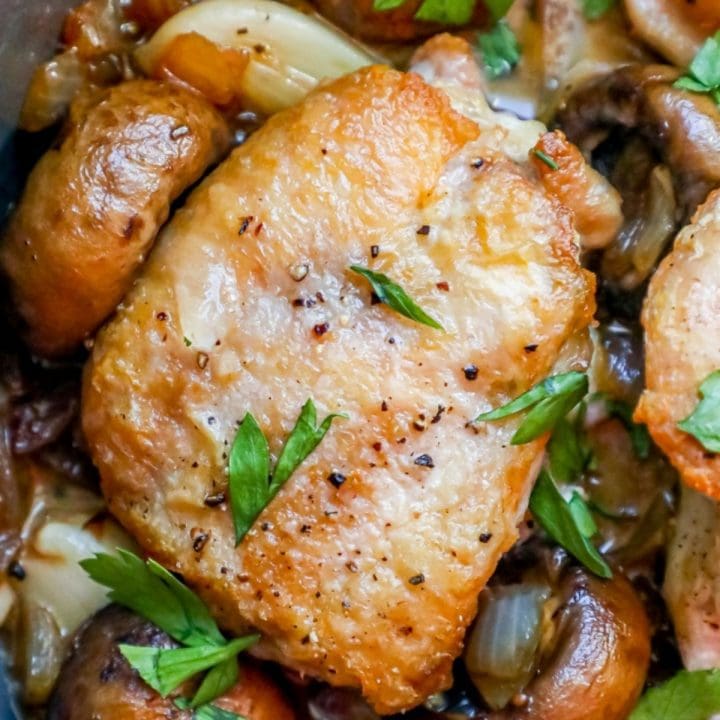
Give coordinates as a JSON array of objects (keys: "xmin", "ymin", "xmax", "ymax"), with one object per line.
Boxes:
[
  {"xmin": 413, "ymin": 36, "xmax": 622, "ymax": 250},
  {"xmin": 636, "ymin": 191, "xmax": 720, "ymax": 499},
  {"xmin": 83, "ymin": 65, "xmax": 595, "ymax": 712},
  {"xmin": 664, "ymin": 487, "xmax": 720, "ymax": 672},
  {"xmin": 1, "ymin": 79, "xmax": 230, "ymax": 357}
]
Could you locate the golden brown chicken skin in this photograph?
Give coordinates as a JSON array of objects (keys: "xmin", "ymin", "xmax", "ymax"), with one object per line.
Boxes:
[
  {"xmin": 82, "ymin": 65, "xmax": 595, "ymax": 712},
  {"xmin": 636, "ymin": 191, "xmax": 720, "ymax": 500},
  {"xmin": 1, "ymin": 79, "xmax": 230, "ymax": 357}
]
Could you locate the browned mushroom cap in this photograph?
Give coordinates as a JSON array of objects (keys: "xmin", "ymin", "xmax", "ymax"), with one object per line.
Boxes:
[
  {"xmin": 48, "ymin": 604, "xmax": 295, "ymax": 720},
  {"xmin": 623, "ymin": 0, "xmax": 720, "ymax": 67},
  {"xmin": 559, "ymin": 64, "xmax": 720, "ymax": 219},
  {"xmin": 491, "ymin": 568, "xmax": 650, "ymax": 720},
  {"xmin": 1, "ymin": 79, "xmax": 230, "ymax": 358},
  {"xmin": 514, "ymin": 569, "xmax": 649, "ymax": 719},
  {"xmin": 311, "ymin": 0, "xmax": 488, "ymax": 42}
]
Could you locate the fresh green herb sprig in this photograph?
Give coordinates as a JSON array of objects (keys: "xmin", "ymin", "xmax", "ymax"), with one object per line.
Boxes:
[
  {"xmin": 529, "ymin": 469, "xmax": 612, "ymax": 578},
  {"xmin": 478, "ymin": 21, "xmax": 520, "ymax": 79},
  {"xmin": 678, "ymin": 369, "xmax": 720, "ymax": 451},
  {"xmin": 629, "ymin": 669, "xmax": 720, "ymax": 719},
  {"xmin": 532, "ymin": 148, "xmax": 558, "ymax": 170},
  {"xmin": 349, "ymin": 266, "xmax": 444, "ymax": 331},
  {"xmin": 229, "ymin": 399, "xmax": 346, "ymax": 543},
  {"xmin": 372, "ymin": 0, "xmax": 516, "ymax": 24},
  {"xmin": 373, "ymin": 0, "xmax": 475, "ymax": 24},
  {"xmin": 581, "ymin": 0, "xmax": 615, "ymax": 20},
  {"xmin": 674, "ymin": 31, "xmax": 720, "ymax": 106},
  {"xmin": 82, "ymin": 550, "xmax": 258, "ymax": 716},
  {"xmin": 475, "ymin": 371, "xmax": 588, "ymax": 443}
]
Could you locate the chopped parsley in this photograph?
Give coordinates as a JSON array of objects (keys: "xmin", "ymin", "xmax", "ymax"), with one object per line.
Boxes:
[
  {"xmin": 581, "ymin": 0, "xmax": 615, "ymax": 20},
  {"xmin": 373, "ymin": 0, "xmax": 475, "ymax": 23},
  {"xmin": 529, "ymin": 469, "xmax": 612, "ymax": 578},
  {"xmin": 81, "ymin": 550, "xmax": 258, "ymax": 716},
  {"xmin": 532, "ymin": 148, "xmax": 559, "ymax": 170},
  {"xmin": 349, "ymin": 266, "xmax": 444, "ymax": 331},
  {"xmin": 372, "ymin": 0, "xmax": 520, "ymax": 24},
  {"xmin": 678, "ymin": 369, "xmax": 720, "ymax": 452},
  {"xmin": 674, "ymin": 31, "xmax": 720, "ymax": 106},
  {"xmin": 475, "ymin": 371, "xmax": 588, "ymax": 444},
  {"xmin": 228, "ymin": 399, "xmax": 346, "ymax": 542},
  {"xmin": 629, "ymin": 669, "xmax": 720, "ymax": 719},
  {"xmin": 478, "ymin": 20, "xmax": 520, "ymax": 79}
]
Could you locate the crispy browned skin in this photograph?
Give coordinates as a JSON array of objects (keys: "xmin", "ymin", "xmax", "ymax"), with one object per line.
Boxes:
[
  {"xmin": 83, "ymin": 66, "xmax": 594, "ymax": 712},
  {"xmin": 530, "ymin": 131, "xmax": 623, "ymax": 250},
  {"xmin": 312, "ymin": 0, "xmax": 488, "ymax": 42},
  {"xmin": 1, "ymin": 79, "xmax": 230, "ymax": 357},
  {"xmin": 636, "ymin": 191, "xmax": 720, "ymax": 499},
  {"xmin": 48, "ymin": 605, "xmax": 295, "ymax": 720}
]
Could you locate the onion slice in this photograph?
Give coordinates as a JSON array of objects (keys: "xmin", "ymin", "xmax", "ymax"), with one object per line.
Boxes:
[{"xmin": 135, "ymin": 0, "xmax": 379, "ymax": 114}]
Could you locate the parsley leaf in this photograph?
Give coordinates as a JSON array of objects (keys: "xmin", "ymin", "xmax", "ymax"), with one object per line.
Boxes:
[
  {"xmin": 349, "ymin": 266, "xmax": 444, "ymax": 331},
  {"xmin": 373, "ymin": 0, "xmax": 519, "ymax": 25},
  {"xmin": 484, "ymin": 0, "xmax": 514, "ymax": 20},
  {"xmin": 82, "ymin": 551, "xmax": 260, "ymax": 713},
  {"xmin": 674, "ymin": 32, "xmax": 720, "ymax": 106},
  {"xmin": 228, "ymin": 414, "xmax": 270, "ymax": 543},
  {"xmin": 629, "ymin": 669, "xmax": 720, "ymax": 720},
  {"xmin": 478, "ymin": 21, "xmax": 520, "ymax": 79},
  {"xmin": 475, "ymin": 371, "xmax": 588, "ymax": 444},
  {"xmin": 271, "ymin": 400, "xmax": 347, "ymax": 493},
  {"xmin": 229, "ymin": 399, "xmax": 346, "ymax": 542},
  {"xmin": 119, "ymin": 638, "xmax": 254, "ymax": 697},
  {"xmin": 532, "ymin": 149, "xmax": 558, "ymax": 170},
  {"xmin": 191, "ymin": 657, "xmax": 239, "ymax": 708},
  {"xmin": 581, "ymin": 0, "xmax": 615, "ymax": 20},
  {"xmin": 414, "ymin": 0, "xmax": 474, "ymax": 24},
  {"xmin": 547, "ymin": 415, "xmax": 591, "ymax": 484},
  {"xmin": 176, "ymin": 697, "xmax": 248, "ymax": 720},
  {"xmin": 194, "ymin": 706, "xmax": 247, "ymax": 720},
  {"xmin": 678, "ymin": 370, "xmax": 720, "ymax": 452},
  {"xmin": 529, "ymin": 470, "xmax": 612, "ymax": 578},
  {"xmin": 80, "ymin": 549, "xmax": 225, "ymax": 647}
]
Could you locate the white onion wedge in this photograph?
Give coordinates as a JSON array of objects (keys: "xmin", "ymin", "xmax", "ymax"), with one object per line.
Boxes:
[{"xmin": 135, "ymin": 0, "xmax": 379, "ymax": 114}]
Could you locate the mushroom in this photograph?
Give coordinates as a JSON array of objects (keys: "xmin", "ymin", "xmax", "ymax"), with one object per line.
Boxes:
[
  {"xmin": 48, "ymin": 604, "xmax": 296, "ymax": 720},
  {"xmin": 465, "ymin": 562, "xmax": 650, "ymax": 720},
  {"xmin": 623, "ymin": 0, "xmax": 719, "ymax": 67},
  {"xmin": 558, "ymin": 63, "xmax": 720, "ymax": 288}
]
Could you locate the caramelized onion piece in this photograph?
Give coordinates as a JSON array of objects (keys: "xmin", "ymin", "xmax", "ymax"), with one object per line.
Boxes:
[{"xmin": 136, "ymin": 0, "xmax": 377, "ymax": 114}]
